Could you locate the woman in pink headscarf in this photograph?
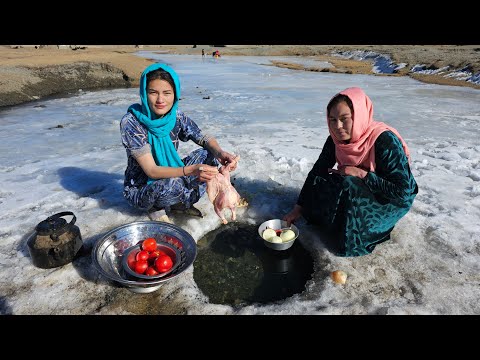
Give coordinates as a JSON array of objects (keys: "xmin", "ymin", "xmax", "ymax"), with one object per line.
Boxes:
[{"xmin": 284, "ymin": 87, "xmax": 418, "ymax": 257}]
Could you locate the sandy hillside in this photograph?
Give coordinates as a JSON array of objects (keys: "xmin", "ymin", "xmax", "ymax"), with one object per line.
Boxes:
[{"xmin": 0, "ymin": 45, "xmax": 478, "ymax": 108}]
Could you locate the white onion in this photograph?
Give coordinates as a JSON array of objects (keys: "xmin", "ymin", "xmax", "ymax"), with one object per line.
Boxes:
[
  {"xmin": 262, "ymin": 228, "xmax": 277, "ymax": 241},
  {"xmin": 269, "ymin": 236, "xmax": 283, "ymax": 243},
  {"xmin": 331, "ymin": 270, "xmax": 348, "ymax": 284},
  {"xmin": 280, "ymin": 229, "xmax": 296, "ymax": 242}
]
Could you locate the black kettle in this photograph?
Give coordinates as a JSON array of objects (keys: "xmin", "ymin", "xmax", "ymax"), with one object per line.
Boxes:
[{"xmin": 27, "ymin": 211, "xmax": 83, "ymax": 269}]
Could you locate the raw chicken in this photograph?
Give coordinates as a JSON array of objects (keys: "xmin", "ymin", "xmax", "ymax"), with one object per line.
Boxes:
[{"xmin": 206, "ymin": 155, "xmax": 244, "ymax": 224}]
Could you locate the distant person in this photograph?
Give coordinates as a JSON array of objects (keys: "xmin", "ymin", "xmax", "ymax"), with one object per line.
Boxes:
[
  {"xmin": 120, "ymin": 63, "xmax": 238, "ymax": 223},
  {"xmin": 201, "ymin": 49, "xmax": 205, "ymax": 57},
  {"xmin": 283, "ymin": 87, "xmax": 418, "ymax": 256}
]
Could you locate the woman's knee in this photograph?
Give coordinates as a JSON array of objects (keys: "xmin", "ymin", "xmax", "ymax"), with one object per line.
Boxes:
[{"xmin": 184, "ymin": 148, "xmax": 211, "ymax": 165}]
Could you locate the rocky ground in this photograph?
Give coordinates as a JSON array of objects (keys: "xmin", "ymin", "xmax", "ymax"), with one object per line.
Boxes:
[{"xmin": 1, "ymin": 45, "xmax": 479, "ymax": 108}]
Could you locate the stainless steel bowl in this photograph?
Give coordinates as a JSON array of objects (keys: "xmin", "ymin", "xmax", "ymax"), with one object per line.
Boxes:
[
  {"xmin": 258, "ymin": 219, "xmax": 299, "ymax": 251},
  {"xmin": 92, "ymin": 221, "xmax": 197, "ymax": 293}
]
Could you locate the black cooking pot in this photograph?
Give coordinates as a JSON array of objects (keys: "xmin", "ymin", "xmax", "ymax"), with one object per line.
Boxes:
[{"xmin": 27, "ymin": 211, "xmax": 83, "ymax": 269}]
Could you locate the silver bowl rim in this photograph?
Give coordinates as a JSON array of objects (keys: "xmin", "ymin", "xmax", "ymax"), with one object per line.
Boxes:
[{"xmin": 92, "ymin": 221, "xmax": 197, "ymax": 288}]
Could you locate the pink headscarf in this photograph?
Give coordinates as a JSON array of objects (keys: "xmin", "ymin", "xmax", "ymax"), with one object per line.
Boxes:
[{"xmin": 328, "ymin": 87, "xmax": 411, "ymax": 172}]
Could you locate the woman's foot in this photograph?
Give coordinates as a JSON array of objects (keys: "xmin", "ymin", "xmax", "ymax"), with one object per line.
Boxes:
[{"xmin": 147, "ymin": 208, "xmax": 173, "ymax": 224}]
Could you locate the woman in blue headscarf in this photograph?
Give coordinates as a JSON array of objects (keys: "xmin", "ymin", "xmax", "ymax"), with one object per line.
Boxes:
[{"xmin": 120, "ymin": 63, "xmax": 238, "ymax": 223}]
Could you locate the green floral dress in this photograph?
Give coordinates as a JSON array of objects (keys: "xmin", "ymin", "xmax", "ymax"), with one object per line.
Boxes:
[{"xmin": 297, "ymin": 131, "xmax": 418, "ymax": 257}]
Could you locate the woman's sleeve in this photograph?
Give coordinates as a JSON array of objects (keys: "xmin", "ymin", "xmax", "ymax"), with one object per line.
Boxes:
[
  {"xmin": 363, "ymin": 131, "xmax": 418, "ymax": 205},
  {"xmin": 297, "ymin": 136, "xmax": 336, "ymax": 207},
  {"xmin": 177, "ymin": 111, "xmax": 213, "ymax": 147},
  {"xmin": 120, "ymin": 113, "xmax": 151, "ymax": 158}
]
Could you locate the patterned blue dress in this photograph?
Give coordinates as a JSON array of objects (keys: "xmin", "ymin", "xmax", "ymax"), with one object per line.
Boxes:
[
  {"xmin": 297, "ymin": 131, "xmax": 418, "ymax": 257},
  {"xmin": 120, "ymin": 110, "xmax": 219, "ymax": 211}
]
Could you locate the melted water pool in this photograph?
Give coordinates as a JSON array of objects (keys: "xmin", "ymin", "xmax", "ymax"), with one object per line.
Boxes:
[{"xmin": 193, "ymin": 223, "xmax": 314, "ymax": 306}]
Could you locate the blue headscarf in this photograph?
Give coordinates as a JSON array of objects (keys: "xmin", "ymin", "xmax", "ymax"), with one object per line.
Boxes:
[{"xmin": 128, "ymin": 63, "xmax": 184, "ymax": 184}]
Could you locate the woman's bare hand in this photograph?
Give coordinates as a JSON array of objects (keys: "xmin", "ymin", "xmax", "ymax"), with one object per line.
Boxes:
[
  {"xmin": 194, "ymin": 164, "xmax": 218, "ymax": 182},
  {"xmin": 218, "ymin": 150, "xmax": 238, "ymax": 171},
  {"xmin": 328, "ymin": 166, "xmax": 368, "ymax": 179},
  {"xmin": 283, "ymin": 204, "xmax": 303, "ymax": 226}
]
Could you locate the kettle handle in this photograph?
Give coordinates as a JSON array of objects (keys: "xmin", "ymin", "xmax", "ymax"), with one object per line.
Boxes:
[
  {"xmin": 48, "ymin": 211, "xmax": 76, "ymax": 226},
  {"xmin": 48, "ymin": 211, "xmax": 76, "ymax": 239}
]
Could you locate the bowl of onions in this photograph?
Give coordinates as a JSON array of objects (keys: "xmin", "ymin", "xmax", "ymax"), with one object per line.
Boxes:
[{"xmin": 258, "ymin": 219, "xmax": 299, "ymax": 251}]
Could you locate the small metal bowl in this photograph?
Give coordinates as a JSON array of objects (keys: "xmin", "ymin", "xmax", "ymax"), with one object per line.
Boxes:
[
  {"xmin": 122, "ymin": 242, "xmax": 181, "ymax": 280},
  {"xmin": 92, "ymin": 221, "xmax": 197, "ymax": 293},
  {"xmin": 258, "ymin": 219, "xmax": 299, "ymax": 251}
]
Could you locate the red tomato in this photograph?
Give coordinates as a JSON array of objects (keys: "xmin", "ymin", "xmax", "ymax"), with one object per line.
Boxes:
[
  {"xmin": 142, "ymin": 238, "xmax": 157, "ymax": 252},
  {"xmin": 149, "ymin": 249, "xmax": 166, "ymax": 260},
  {"xmin": 128, "ymin": 259, "xmax": 137, "ymax": 270},
  {"xmin": 127, "ymin": 252, "xmax": 138, "ymax": 269},
  {"xmin": 155, "ymin": 255, "xmax": 173, "ymax": 273},
  {"xmin": 136, "ymin": 250, "xmax": 150, "ymax": 262},
  {"xmin": 145, "ymin": 266, "xmax": 159, "ymax": 276},
  {"xmin": 134, "ymin": 260, "xmax": 148, "ymax": 274}
]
